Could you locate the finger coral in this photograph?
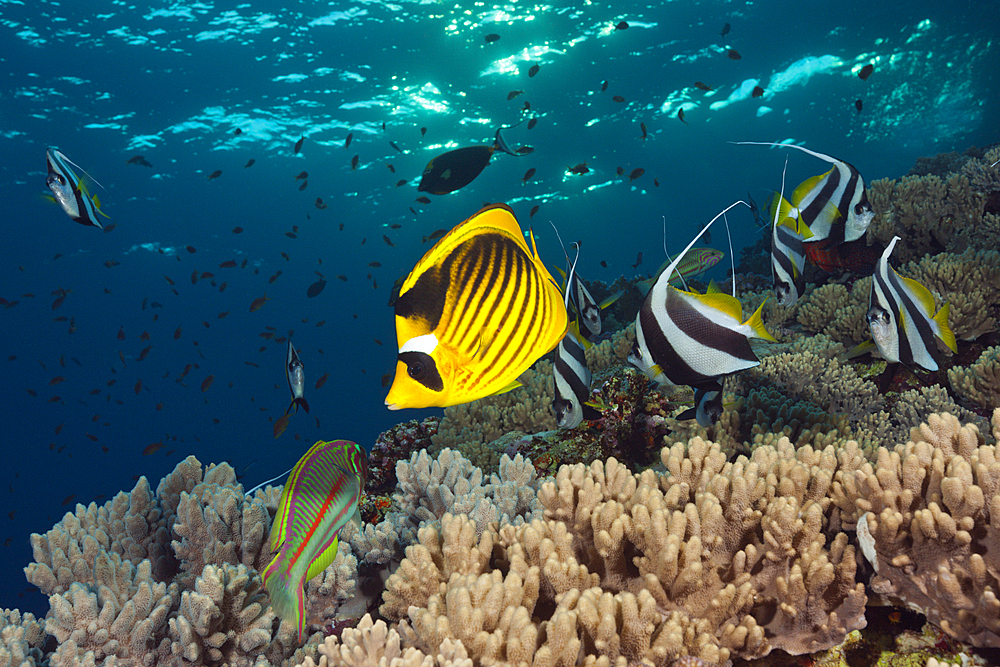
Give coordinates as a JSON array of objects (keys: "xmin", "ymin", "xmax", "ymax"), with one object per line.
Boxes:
[{"xmin": 948, "ymin": 345, "xmax": 1000, "ymax": 410}]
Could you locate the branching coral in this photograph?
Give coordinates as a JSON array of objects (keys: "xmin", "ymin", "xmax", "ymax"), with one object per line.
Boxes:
[
  {"xmin": 948, "ymin": 345, "xmax": 1000, "ymax": 411},
  {"xmin": 0, "ymin": 608, "xmax": 45, "ymax": 667},
  {"xmin": 853, "ymin": 411, "xmax": 1000, "ymax": 647},
  {"xmin": 902, "ymin": 248, "xmax": 1000, "ymax": 341}
]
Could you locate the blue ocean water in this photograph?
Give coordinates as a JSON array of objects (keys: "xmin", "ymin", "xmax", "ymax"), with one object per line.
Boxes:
[{"xmin": 0, "ymin": 0, "xmax": 996, "ymax": 615}]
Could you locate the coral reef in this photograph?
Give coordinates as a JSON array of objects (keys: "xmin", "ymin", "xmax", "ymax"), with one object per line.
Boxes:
[{"xmin": 949, "ymin": 345, "xmax": 1000, "ymax": 411}]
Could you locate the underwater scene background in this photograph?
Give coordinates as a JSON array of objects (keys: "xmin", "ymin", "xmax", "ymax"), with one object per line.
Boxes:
[{"xmin": 2, "ymin": 0, "xmax": 999, "ymax": 663}]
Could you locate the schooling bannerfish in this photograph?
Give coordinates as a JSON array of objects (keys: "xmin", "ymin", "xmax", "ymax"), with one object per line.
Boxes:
[
  {"xmin": 417, "ymin": 124, "xmax": 524, "ymax": 195},
  {"xmin": 285, "ymin": 341, "xmax": 309, "ymax": 414},
  {"xmin": 737, "ymin": 141, "xmax": 874, "ymax": 245},
  {"xmin": 629, "ymin": 203, "xmax": 775, "ymax": 393},
  {"xmin": 45, "ymin": 148, "xmax": 109, "ymax": 229},
  {"xmin": 767, "ymin": 166, "xmax": 806, "ymax": 306},
  {"xmin": 867, "ymin": 236, "xmax": 956, "ymax": 371},
  {"xmin": 385, "ymin": 203, "xmax": 567, "ymax": 409},
  {"xmin": 262, "ymin": 439, "xmax": 367, "ymax": 639}
]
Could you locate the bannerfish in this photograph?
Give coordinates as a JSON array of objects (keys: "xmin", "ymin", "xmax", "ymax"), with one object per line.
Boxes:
[
  {"xmin": 385, "ymin": 203, "xmax": 568, "ymax": 409},
  {"xmin": 628, "ymin": 202, "xmax": 776, "ymax": 393},
  {"xmin": 867, "ymin": 236, "xmax": 956, "ymax": 371},
  {"xmin": 417, "ymin": 123, "xmax": 524, "ymax": 195},
  {"xmin": 767, "ymin": 165, "xmax": 806, "ymax": 306},
  {"xmin": 674, "ymin": 379, "xmax": 724, "ymax": 428},
  {"xmin": 552, "ymin": 320, "xmax": 601, "ymax": 429},
  {"xmin": 636, "ymin": 248, "xmax": 724, "ymax": 296},
  {"xmin": 262, "ymin": 439, "xmax": 367, "ymax": 639},
  {"xmin": 736, "ymin": 141, "xmax": 874, "ymax": 245},
  {"xmin": 45, "ymin": 148, "xmax": 110, "ymax": 229}
]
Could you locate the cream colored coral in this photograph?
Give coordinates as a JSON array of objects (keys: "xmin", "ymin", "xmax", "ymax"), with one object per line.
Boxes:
[
  {"xmin": 903, "ymin": 248, "xmax": 1000, "ymax": 340},
  {"xmin": 0, "ymin": 608, "xmax": 45, "ymax": 667}
]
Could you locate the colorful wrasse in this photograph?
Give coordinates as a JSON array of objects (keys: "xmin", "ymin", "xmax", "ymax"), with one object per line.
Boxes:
[
  {"xmin": 737, "ymin": 142, "xmax": 873, "ymax": 245},
  {"xmin": 629, "ymin": 203, "xmax": 776, "ymax": 397},
  {"xmin": 867, "ymin": 236, "xmax": 956, "ymax": 371},
  {"xmin": 262, "ymin": 439, "xmax": 368, "ymax": 639},
  {"xmin": 45, "ymin": 148, "xmax": 109, "ymax": 229},
  {"xmin": 636, "ymin": 247, "xmax": 724, "ymax": 296},
  {"xmin": 385, "ymin": 203, "xmax": 567, "ymax": 409}
]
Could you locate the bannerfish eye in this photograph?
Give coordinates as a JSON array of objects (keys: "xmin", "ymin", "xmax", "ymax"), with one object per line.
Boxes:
[
  {"xmin": 47, "ymin": 173, "xmax": 65, "ymax": 186},
  {"xmin": 854, "ymin": 203, "xmax": 866, "ymax": 215}
]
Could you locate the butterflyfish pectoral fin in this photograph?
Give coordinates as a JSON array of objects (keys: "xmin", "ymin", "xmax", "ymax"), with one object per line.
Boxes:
[
  {"xmin": 933, "ymin": 302, "xmax": 958, "ymax": 353},
  {"xmin": 744, "ymin": 299, "xmax": 778, "ymax": 342}
]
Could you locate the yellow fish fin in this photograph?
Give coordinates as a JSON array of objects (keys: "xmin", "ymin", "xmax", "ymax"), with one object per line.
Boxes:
[
  {"xmin": 845, "ymin": 339, "xmax": 877, "ymax": 360},
  {"xmin": 599, "ymin": 290, "xmax": 623, "ymax": 309},
  {"xmin": 687, "ymin": 291, "xmax": 744, "ymax": 322},
  {"xmin": 743, "ymin": 299, "xmax": 777, "ymax": 342},
  {"xmin": 706, "ymin": 280, "xmax": 723, "ymax": 294},
  {"xmin": 933, "ymin": 302, "xmax": 958, "ymax": 353},
  {"xmin": 898, "ymin": 274, "xmax": 937, "ymax": 316},
  {"xmin": 791, "ymin": 170, "xmax": 831, "ymax": 206},
  {"xmin": 305, "ymin": 534, "xmax": 340, "ymax": 582},
  {"xmin": 492, "ymin": 378, "xmax": 523, "ymax": 396}
]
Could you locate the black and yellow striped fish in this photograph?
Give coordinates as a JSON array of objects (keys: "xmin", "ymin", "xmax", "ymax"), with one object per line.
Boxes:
[{"xmin": 385, "ymin": 203, "xmax": 568, "ymax": 409}]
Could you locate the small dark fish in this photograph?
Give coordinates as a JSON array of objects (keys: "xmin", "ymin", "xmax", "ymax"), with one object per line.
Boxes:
[
  {"xmin": 143, "ymin": 441, "xmax": 164, "ymax": 456},
  {"xmin": 415, "ymin": 196, "xmax": 431, "ymax": 204},
  {"xmin": 295, "ymin": 171, "xmax": 308, "ymax": 181},
  {"xmin": 294, "ymin": 136, "xmax": 305, "ymax": 154},
  {"xmin": 250, "ymin": 294, "xmax": 270, "ymax": 312},
  {"xmin": 298, "ymin": 181, "xmax": 307, "ymax": 191},
  {"xmin": 307, "ymin": 278, "xmax": 326, "ymax": 298},
  {"xmin": 234, "ymin": 128, "xmax": 242, "ymax": 135},
  {"xmin": 387, "ymin": 163, "xmax": 396, "ymax": 173},
  {"xmin": 126, "ymin": 155, "xmax": 152, "ymax": 167},
  {"xmin": 720, "ymin": 22, "xmax": 730, "ymax": 37},
  {"xmin": 381, "ymin": 372, "xmax": 393, "ymax": 388},
  {"xmin": 219, "ymin": 260, "xmax": 237, "ymax": 268},
  {"xmin": 507, "ymin": 90, "xmax": 524, "ymax": 101},
  {"xmin": 521, "ymin": 168, "xmax": 536, "ymax": 184},
  {"xmin": 201, "ymin": 375, "xmax": 214, "ymax": 392},
  {"xmin": 103, "ymin": 259, "xmax": 120, "ymax": 268},
  {"xmin": 528, "ymin": 64, "xmax": 540, "ymax": 77},
  {"xmin": 530, "ymin": 205, "xmax": 539, "ymax": 218},
  {"xmin": 117, "ymin": 327, "xmax": 125, "ymax": 340},
  {"xmin": 369, "ymin": 261, "xmax": 382, "ymax": 267},
  {"xmin": 315, "ymin": 372, "xmax": 330, "ymax": 389},
  {"xmin": 244, "ymin": 159, "xmax": 255, "ymax": 168},
  {"xmin": 615, "ymin": 20, "xmax": 629, "ymax": 30},
  {"xmin": 485, "ymin": 33, "xmax": 500, "ymax": 43},
  {"xmin": 420, "ymin": 127, "xmax": 427, "ymax": 137},
  {"xmin": 640, "ymin": 122, "xmax": 647, "ymax": 141},
  {"xmin": 174, "ymin": 327, "xmax": 181, "ymax": 339},
  {"xmin": 515, "ymin": 146, "xmax": 534, "ymax": 155},
  {"xmin": 727, "ymin": 49, "xmax": 741, "ymax": 60},
  {"xmin": 858, "ymin": 64, "xmax": 874, "ymax": 80},
  {"xmin": 601, "ymin": 80, "xmax": 608, "ymax": 92},
  {"xmin": 61, "ymin": 494, "xmax": 75, "ymax": 507},
  {"xmin": 383, "ymin": 235, "xmax": 394, "ymax": 247},
  {"xmin": 855, "ymin": 99, "xmax": 863, "ymax": 114},
  {"xmin": 389, "ymin": 223, "xmax": 401, "ymax": 230},
  {"xmin": 677, "ymin": 108, "xmax": 688, "ymax": 125},
  {"xmin": 632, "ymin": 252, "xmax": 643, "ymax": 269},
  {"xmin": 422, "ymin": 229, "xmax": 447, "ymax": 244},
  {"xmin": 185, "ymin": 245, "xmax": 196, "ymax": 253},
  {"xmin": 138, "ymin": 345, "xmax": 152, "ymax": 362},
  {"xmin": 232, "ymin": 226, "xmax": 243, "ymax": 233},
  {"xmin": 207, "ymin": 170, "xmax": 222, "ymax": 180},
  {"xmin": 616, "ymin": 166, "xmax": 624, "ymax": 176},
  {"xmin": 568, "ymin": 162, "xmax": 589, "ymax": 175},
  {"xmin": 351, "ymin": 155, "xmax": 359, "ymax": 170},
  {"xmin": 527, "ymin": 117, "xmax": 538, "ymax": 130},
  {"xmin": 752, "ymin": 85, "xmax": 765, "ymax": 98},
  {"xmin": 395, "ymin": 179, "xmax": 407, "ymax": 187},
  {"xmin": 390, "ymin": 141, "xmax": 402, "ymax": 153},
  {"xmin": 612, "ymin": 95, "xmax": 625, "ymax": 103},
  {"xmin": 694, "ymin": 82, "xmax": 713, "ymax": 91},
  {"xmin": 600, "ymin": 260, "xmax": 608, "ymax": 268},
  {"xmin": 345, "ymin": 132, "xmax": 353, "ymax": 149},
  {"xmin": 315, "ymin": 198, "xmax": 327, "ymax": 209},
  {"xmin": 337, "ymin": 274, "xmax": 347, "ymax": 282},
  {"xmin": 628, "ymin": 168, "xmax": 644, "ymax": 182}
]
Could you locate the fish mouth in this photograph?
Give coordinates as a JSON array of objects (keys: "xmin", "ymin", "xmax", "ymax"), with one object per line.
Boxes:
[{"xmin": 385, "ymin": 399, "xmax": 401, "ymax": 410}]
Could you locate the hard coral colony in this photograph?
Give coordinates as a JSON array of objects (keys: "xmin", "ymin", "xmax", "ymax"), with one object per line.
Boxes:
[{"xmin": 4, "ymin": 147, "xmax": 1000, "ymax": 666}]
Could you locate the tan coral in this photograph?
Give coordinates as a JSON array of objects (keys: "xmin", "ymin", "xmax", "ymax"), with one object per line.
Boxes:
[
  {"xmin": 0, "ymin": 608, "xmax": 46, "ymax": 667},
  {"xmin": 855, "ymin": 411, "xmax": 1000, "ymax": 647},
  {"xmin": 949, "ymin": 345, "xmax": 1000, "ymax": 411},
  {"xmin": 903, "ymin": 248, "xmax": 1000, "ymax": 341}
]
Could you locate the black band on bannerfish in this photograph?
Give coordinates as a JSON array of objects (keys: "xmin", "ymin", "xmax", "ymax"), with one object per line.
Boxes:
[
  {"xmin": 884, "ymin": 266, "xmax": 938, "ymax": 368},
  {"xmin": 398, "ymin": 351, "xmax": 443, "ymax": 392}
]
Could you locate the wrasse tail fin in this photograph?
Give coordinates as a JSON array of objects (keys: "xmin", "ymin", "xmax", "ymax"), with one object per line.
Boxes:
[{"xmin": 263, "ymin": 553, "xmax": 306, "ymax": 640}]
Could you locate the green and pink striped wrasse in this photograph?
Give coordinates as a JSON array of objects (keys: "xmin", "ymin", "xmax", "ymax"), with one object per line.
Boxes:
[
  {"xmin": 636, "ymin": 247, "xmax": 724, "ymax": 296},
  {"xmin": 262, "ymin": 439, "xmax": 368, "ymax": 639}
]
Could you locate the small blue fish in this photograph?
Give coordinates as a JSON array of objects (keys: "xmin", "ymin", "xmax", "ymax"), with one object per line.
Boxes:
[{"xmin": 45, "ymin": 148, "xmax": 109, "ymax": 229}]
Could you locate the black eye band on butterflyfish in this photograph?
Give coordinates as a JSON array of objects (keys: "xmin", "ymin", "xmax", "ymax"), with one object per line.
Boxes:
[{"xmin": 398, "ymin": 351, "xmax": 443, "ymax": 392}]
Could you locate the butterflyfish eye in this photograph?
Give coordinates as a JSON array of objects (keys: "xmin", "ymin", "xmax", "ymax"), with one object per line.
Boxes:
[{"xmin": 398, "ymin": 351, "xmax": 444, "ymax": 392}]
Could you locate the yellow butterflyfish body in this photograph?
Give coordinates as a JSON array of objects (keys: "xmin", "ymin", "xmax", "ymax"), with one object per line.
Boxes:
[{"xmin": 385, "ymin": 203, "xmax": 568, "ymax": 409}]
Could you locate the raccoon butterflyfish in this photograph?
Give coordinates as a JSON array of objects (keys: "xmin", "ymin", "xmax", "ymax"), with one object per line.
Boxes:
[{"xmin": 385, "ymin": 203, "xmax": 568, "ymax": 409}]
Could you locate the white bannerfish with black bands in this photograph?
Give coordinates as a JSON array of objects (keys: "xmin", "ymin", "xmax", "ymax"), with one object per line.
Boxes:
[
  {"xmin": 285, "ymin": 340, "xmax": 310, "ymax": 414},
  {"xmin": 45, "ymin": 148, "xmax": 109, "ymax": 229},
  {"xmin": 551, "ymin": 322, "xmax": 600, "ymax": 429},
  {"xmin": 867, "ymin": 236, "xmax": 956, "ymax": 371},
  {"xmin": 674, "ymin": 380, "xmax": 724, "ymax": 428},
  {"xmin": 768, "ymin": 161, "xmax": 806, "ymax": 306}
]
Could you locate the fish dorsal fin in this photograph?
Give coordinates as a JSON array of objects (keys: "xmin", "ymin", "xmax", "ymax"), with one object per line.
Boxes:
[
  {"xmin": 494, "ymin": 120, "xmax": 525, "ymax": 157},
  {"xmin": 662, "ymin": 215, "xmax": 690, "ymax": 291},
  {"xmin": 244, "ymin": 465, "xmax": 294, "ymax": 497},
  {"xmin": 791, "ymin": 170, "xmax": 832, "ymax": 206},
  {"xmin": 707, "ymin": 280, "xmax": 722, "ymax": 294},
  {"xmin": 732, "ymin": 140, "xmax": 839, "ymax": 167},
  {"xmin": 722, "ymin": 210, "xmax": 735, "ymax": 297},
  {"xmin": 687, "ymin": 291, "xmax": 744, "ymax": 321},
  {"xmin": 656, "ymin": 202, "xmax": 748, "ymax": 299},
  {"xmin": 56, "ymin": 150, "xmax": 108, "ymax": 192},
  {"xmin": 898, "ymin": 274, "xmax": 938, "ymax": 316}
]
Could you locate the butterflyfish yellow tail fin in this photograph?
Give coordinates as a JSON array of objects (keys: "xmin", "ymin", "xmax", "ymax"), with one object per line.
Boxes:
[
  {"xmin": 934, "ymin": 303, "xmax": 958, "ymax": 353},
  {"xmin": 745, "ymin": 299, "xmax": 777, "ymax": 342}
]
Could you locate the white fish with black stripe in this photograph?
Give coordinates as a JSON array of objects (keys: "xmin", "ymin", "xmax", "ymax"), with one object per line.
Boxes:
[
  {"xmin": 285, "ymin": 340, "xmax": 310, "ymax": 414},
  {"xmin": 767, "ymin": 160, "xmax": 807, "ymax": 306},
  {"xmin": 867, "ymin": 236, "xmax": 956, "ymax": 371},
  {"xmin": 736, "ymin": 141, "xmax": 873, "ymax": 245},
  {"xmin": 628, "ymin": 202, "xmax": 776, "ymax": 398},
  {"xmin": 45, "ymin": 148, "xmax": 110, "ymax": 229},
  {"xmin": 674, "ymin": 379, "xmax": 724, "ymax": 428}
]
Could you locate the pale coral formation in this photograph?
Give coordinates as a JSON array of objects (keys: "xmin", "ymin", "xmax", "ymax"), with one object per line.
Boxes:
[
  {"xmin": 795, "ymin": 279, "xmax": 871, "ymax": 345},
  {"xmin": 853, "ymin": 412, "xmax": 1000, "ymax": 647},
  {"xmin": 0, "ymin": 608, "xmax": 45, "ymax": 667},
  {"xmin": 903, "ymin": 248, "xmax": 1000, "ymax": 341}
]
